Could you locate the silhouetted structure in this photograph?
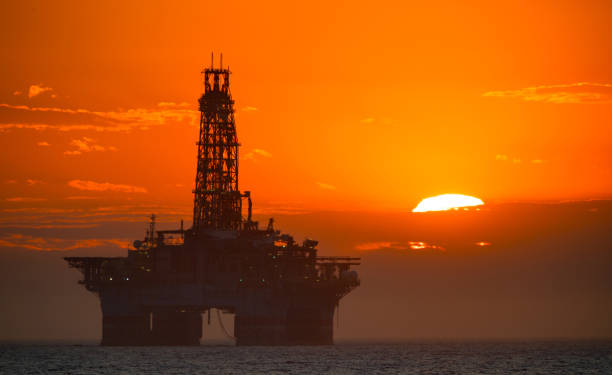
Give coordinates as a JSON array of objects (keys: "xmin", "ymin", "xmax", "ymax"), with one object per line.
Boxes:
[
  {"xmin": 65, "ymin": 55, "xmax": 360, "ymax": 346},
  {"xmin": 193, "ymin": 59, "xmax": 243, "ymax": 232}
]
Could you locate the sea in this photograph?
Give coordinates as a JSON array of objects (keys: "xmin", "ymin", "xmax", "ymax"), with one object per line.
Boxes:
[{"xmin": 0, "ymin": 341, "xmax": 610, "ymax": 374}]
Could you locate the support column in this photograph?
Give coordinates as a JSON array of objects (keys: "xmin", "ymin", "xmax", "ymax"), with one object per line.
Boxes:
[
  {"xmin": 286, "ymin": 305, "xmax": 334, "ymax": 345},
  {"xmin": 101, "ymin": 313, "xmax": 151, "ymax": 346},
  {"xmin": 100, "ymin": 288, "xmax": 151, "ymax": 346}
]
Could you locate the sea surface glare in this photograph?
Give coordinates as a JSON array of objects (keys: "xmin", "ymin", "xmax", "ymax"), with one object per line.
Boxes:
[{"xmin": 0, "ymin": 341, "xmax": 610, "ymax": 374}]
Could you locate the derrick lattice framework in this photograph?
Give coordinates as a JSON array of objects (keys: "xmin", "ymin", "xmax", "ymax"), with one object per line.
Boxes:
[{"xmin": 193, "ymin": 63, "xmax": 242, "ymax": 232}]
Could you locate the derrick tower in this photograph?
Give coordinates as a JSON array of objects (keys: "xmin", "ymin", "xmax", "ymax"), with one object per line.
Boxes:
[{"xmin": 193, "ymin": 55, "xmax": 243, "ymax": 232}]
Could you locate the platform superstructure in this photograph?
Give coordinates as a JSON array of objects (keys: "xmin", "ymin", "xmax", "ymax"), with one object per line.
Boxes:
[{"xmin": 65, "ymin": 57, "xmax": 360, "ymax": 346}]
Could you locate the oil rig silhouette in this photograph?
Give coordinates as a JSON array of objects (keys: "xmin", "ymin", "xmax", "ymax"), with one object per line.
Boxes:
[{"xmin": 65, "ymin": 56, "xmax": 360, "ymax": 346}]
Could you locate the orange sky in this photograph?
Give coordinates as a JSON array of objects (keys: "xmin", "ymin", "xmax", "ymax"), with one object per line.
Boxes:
[
  {"xmin": 1, "ymin": 2, "xmax": 612, "ymax": 341},
  {"xmin": 1, "ymin": 0, "xmax": 611, "ymax": 217}
]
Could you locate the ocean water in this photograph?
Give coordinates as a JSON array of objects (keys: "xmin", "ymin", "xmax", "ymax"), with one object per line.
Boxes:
[{"xmin": 0, "ymin": 341, "xmax": 610, "ymax": 374}]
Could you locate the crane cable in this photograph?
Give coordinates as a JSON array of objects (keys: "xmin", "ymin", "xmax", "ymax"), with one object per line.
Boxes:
[{"xmin": 216, "ymin": 308, "xmax": 236, "ymax": 341}]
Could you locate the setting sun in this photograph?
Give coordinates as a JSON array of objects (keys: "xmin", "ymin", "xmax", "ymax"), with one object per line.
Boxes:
[{"xmin": 413, "ymin": 194, "xmax": 484, "ymax": 212}]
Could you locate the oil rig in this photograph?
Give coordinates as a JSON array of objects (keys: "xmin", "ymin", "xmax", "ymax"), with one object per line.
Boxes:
[{"xmin": 65, "ymin": 57, "xmax": 360, "ymax": 346}]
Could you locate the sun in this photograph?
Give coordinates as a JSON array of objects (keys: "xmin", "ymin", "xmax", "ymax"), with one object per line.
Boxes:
[{"xmin": 413, "ymin": 194, "xmax": 484, "ymax": 212}]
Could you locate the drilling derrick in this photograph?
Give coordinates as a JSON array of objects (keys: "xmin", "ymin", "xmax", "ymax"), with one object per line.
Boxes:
[
  {"xmin": 193, "ymin": 60, "xmax": 241, "ymax": 232},
  {"xmin": 64, "ymin": 56, "xmax": 360, "ymax": 346}
]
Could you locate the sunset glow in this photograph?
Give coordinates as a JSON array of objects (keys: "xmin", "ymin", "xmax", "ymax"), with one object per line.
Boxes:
[
  {"xmin": 0, "ymin": 0, "xmax": 611, "ymax": 356},
  {"xmin": 413, "ymin": 194, "xmax": 484, "ymax": 212},
  {"xmin": 408, "ymin": 241, "xmax": 445, "ymax": 251}
]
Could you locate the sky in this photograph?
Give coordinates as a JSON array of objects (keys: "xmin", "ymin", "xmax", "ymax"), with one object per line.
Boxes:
[
  {"xmin": 0, "ymin": 1, "xmax": 611, "ymax": 341},
  {"xmin": 1, "ymin": 0, "xmax": 611, "ymax": 216}
]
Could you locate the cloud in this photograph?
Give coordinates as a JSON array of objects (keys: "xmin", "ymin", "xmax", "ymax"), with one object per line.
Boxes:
[
  {"xmin": 253, "ymin": 148, "xmax": 271, "ymax": 157},
  {"xmin": 67, "ymin": 180, "xmax": 148, "ymax": 193},
  {"xmin": 496, "ymin": 154, "xmax": 546, "ymax": 165},
  {"xmin": 408, "ymin": 241, "xmax": 445, "ymax": 250},
  {"xmin": 72, "ymin": 137, "xmax": 92, "ymax": 150},
  {"xmin": 37, "ymin": 141, "xmax": 50, "ymax": 146},
  {"xmin": 355, "ymin": 241, "xmax": 396, "ymax": 250},
  {"xmin": 495, "ymin": 154, "xmax": 508, "ymax": 161},
  {"xmin": 355, "ymin": 241, "xmax": 444, "ymax": 251},
  {"xmin": 13, "ymin": 91, "xmax": 22, "ymax": 96},
  {"xmin": 0, "ymin": 123, "xmax": 130, "ymax": 132},
  {"xmin": 250, "ymin": 200, "xmax": 312, "ymax": 215},
  {"xmin": 483, "ymin": 82, "xmax": 612, "ymax": 104},
  {"xmin": 6, "ymin": 197, "xmax": 47, "ymax": 202},
  {"xmin": 26, "ymin": 179, "xmax": 42, "ymax": 185},
  {"xmin": 316, "ymin": 182, "xmax": 337, "ymax": 190},
  {"xmin": 157, "ymin": 101, "xmax": 191, "ymax": 108},
  {"xmin": 0, "ymin": 102, "xmax": 199, "ymax": 132},
  {"xmin": 360, "ymin": 117, "xmax": 395, "ymax": 125},
  {"xmin": 244, "ymin": 148, "xmax": 272, "ymax": 161},
  {"xmin": 0, "ymin": 203, "xmax": 191, "ymax": 231},
  {"xmin": 0, "ymin": 233, "xmax": 130, "ymax": 251},
  {"xmin": 65, "ymin": 238, "xmax": 130, "ymax": 250},
  {"xmin": 64, "ymin": 137, "xmax": 117, "ymax": 155},
  {"xmin": 0, "ymin": 223, "xmax": 99, "ymax": 229},
  {"xmin": 28, "ymin": 84, "xmax": 54, "ymax": 98},
  {"xmin": 495, "ymin": 154, "xmax": 519, "ymax": 163},
  {"xmin": 65, "ymin": 196, "xmax": 98, "ymax": 200}
]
